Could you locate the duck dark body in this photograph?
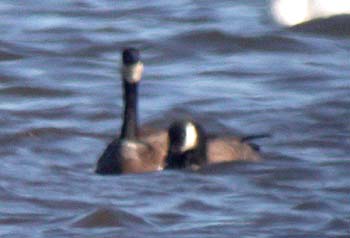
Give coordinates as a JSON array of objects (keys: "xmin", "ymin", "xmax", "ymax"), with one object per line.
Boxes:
[{"xmin": 165, "ymin": 120, "xmax": 266, "ymax": 170}]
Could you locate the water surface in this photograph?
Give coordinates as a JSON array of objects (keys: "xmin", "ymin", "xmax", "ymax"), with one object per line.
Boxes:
[{"xmin": 0, "ymin": 1, "xmax": 349, "ymax": 237}]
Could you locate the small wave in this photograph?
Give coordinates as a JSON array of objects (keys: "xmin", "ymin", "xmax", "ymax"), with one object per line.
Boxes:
[
  {"xmin": 0, "ymin": 49, "xmax": 23, "ymax": 61},
  {"xmin": 169, "ymin": 29, "xmax": 314, "ymax": 53},
  {"xmin": 150, "ymin": 212, "xmax": 187, "ymax": 226},
  {"xmin": 324, "ymin": 218, "xmax": 349, "ymax": 231},
  {"xmin": 0, "ymin": 86, "xmax": 74, "ymax": 98},
  {"xmin": 293, "ymin": 200, "xmax": 332, "ymax": 211},
  {"xmin": 0, "ymin": 126, "xmax": 106, "ymax": 150},
  {"xmin": 2, "ymin": 126, "xmax": 105, "ymax": 140},
  {"xmin": 253, "ymin": 211, "xmax": 317, "ymax": 227},
  {"xmin": 176, "ymin": 198, "xmax": 220, "ymax": 212},
  {"xmin": 72, "ymin": 207, "xmax": 151, "ymax": 228},
  {"xmin": 0, "ymin": 213, "xmax": 48, "ymax": 225}
]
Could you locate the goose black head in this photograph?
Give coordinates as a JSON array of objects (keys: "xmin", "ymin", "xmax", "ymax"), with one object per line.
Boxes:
[
  {"xmin": 121, "ymin": 48, "xmax": 144, "ymax": 84},
  {"xmin": 166, "ymin": 120, "xmax": 207, "ymax": 170}
]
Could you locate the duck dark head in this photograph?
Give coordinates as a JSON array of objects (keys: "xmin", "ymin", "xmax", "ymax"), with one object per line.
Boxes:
[
  {"xmin": 166, "ymin": 120, "xmax": 207, "ymax": 170},
  {"xmin": 122, "ymin": 48, "xmax": 144, "ymax": 84}
]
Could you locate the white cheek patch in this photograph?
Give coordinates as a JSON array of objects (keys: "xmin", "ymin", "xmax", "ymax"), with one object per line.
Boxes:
[
  {"xmin": 121, "ymin": 62, "xmax": 144, "ymax": 83},
  {"xmin": 181, "ymin": 123, "xmax": 198, "ymax": 152}
]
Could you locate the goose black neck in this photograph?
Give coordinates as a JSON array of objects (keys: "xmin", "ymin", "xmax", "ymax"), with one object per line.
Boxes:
[{"xmin": 120, "ymin": 81, "xmax": 138, "ymax": 140}]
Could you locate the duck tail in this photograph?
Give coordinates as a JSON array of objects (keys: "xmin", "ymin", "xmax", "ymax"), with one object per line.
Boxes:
[
  {"xmin": 240, "ymin": 133, "xmax": 271, "ymax": 152},
  {"xmin": 240, "ymin": 133, "xmax": 271, "ymax": 143}
]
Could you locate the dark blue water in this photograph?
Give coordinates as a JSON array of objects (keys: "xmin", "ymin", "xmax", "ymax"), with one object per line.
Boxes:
[{"xmin": 0, "ymin": 1, "xmax": 349, "ymax": 237}]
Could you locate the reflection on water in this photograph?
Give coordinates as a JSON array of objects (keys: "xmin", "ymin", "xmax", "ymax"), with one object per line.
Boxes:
[{"xmin": 0, "ymin": 0, "xmax": 349, "ymax": 237}]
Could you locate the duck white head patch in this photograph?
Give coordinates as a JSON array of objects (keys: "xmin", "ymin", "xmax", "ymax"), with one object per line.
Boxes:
[{"xmin": 180, "ymin": 122, "xmax": 199, "ymax": 152}]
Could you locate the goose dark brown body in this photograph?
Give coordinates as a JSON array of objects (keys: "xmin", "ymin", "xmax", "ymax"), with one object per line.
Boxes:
[{"xmin": 96, "ymin": 48, "xmax": 167, "ymax": 175}]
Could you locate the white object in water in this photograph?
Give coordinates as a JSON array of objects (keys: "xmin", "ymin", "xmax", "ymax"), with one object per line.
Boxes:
[{"xmin": 271, "ymin": 0, "xmax": 350, "ymax": 26}]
